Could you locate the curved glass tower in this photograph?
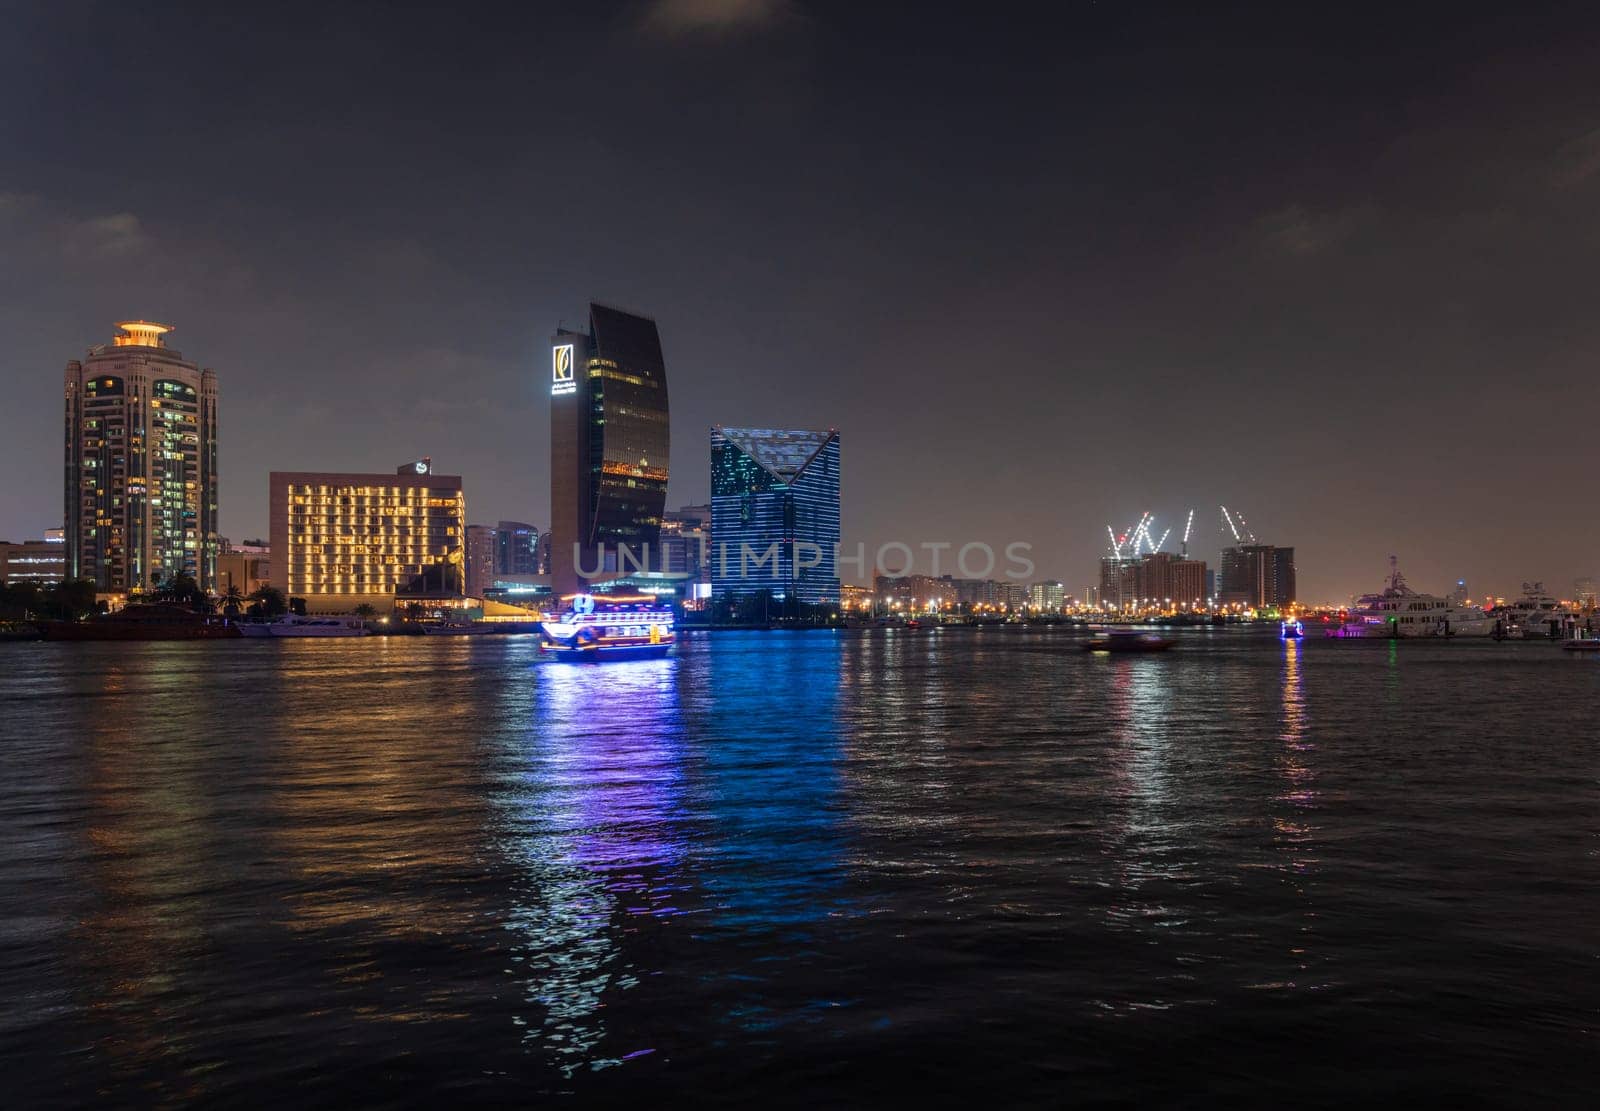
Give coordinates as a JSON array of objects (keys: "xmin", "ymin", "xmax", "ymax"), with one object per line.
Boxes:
[{"xmin": 549, "ymin": 305, "xmax": 670, "ymax": 594}]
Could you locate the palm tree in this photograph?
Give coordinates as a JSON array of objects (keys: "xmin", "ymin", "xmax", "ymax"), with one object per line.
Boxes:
[
  {"xmin": 248, "ymin": 585, "xmax": 288, "ymax": 619},
  {"xmin": 222, "ymin": 583, "xmax": 245, "ymax": 617},
  {"xmin": 352, "ymin": 603, "xmax": 378, "ymax": 624}
]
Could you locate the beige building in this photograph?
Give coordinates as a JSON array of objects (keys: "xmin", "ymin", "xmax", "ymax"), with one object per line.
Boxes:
[
  {"xmin": 464, "ymin": 524, "xmax": 496, "ymax": 600},
  {"xmin": 269, "ymin": 462, "xmax": 465, "ymax": 614},
  {"xmin": 217, "ymin": 543, "xmax": 271, "ymax": 597},
  {"xmin": 64, "ymin": 321, "xmax": 220, "ymax": 594}
]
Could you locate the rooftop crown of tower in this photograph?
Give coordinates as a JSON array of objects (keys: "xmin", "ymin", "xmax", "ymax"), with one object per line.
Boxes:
[{"xmin": 112, "ymin": 320, "xmax": 173, "ymax": 348}]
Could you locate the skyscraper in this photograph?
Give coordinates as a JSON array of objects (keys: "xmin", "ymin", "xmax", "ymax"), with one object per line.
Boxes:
[
  {"xmin": 64, "ymin": 321, "xmax": 219, "ymax": 593},
  {"xmin": 710, "ymin": 427, "xmax": 841, "ymax": 606},
  {"xmin": 1219, "ymin": 544, "xmax": 1297, "ymax": 608},
  {"xmin": 549, "ymin": 305, "xmax": 670, "ymax": 595},
  {"xmin": 494, "ymin": 521, "xmax": 539, "ymax": 575}
]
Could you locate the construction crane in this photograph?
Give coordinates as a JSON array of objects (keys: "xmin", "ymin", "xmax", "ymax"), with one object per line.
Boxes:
[
  {"xmin": 1155, "ymin": 528, "xmax": 1171, "ymax": 552},
  {"xmin": 1220, "ymin": 504, "xmax": 1258, "ymax": 545},
  {"xmin": 1221, "ymin": 505, "xmax": 1241, "ymax": 543},
  {"xmin": 1181, "ymin": 509, "xmax": 1195, "ymax": 558}
]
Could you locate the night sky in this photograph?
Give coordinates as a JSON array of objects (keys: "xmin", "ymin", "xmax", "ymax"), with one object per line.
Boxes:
[{"xmin": 4, "ymin": 0, "xmax": 1598, "ymax": 601}]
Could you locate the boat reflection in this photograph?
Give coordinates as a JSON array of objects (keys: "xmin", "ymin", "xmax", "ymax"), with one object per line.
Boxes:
[{"xmin": 499, "ymin": 655, "xmax": 687, "ymax": 1073}]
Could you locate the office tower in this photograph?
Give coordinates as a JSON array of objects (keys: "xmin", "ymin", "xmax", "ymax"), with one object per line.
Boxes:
[
  {"xmin": 493, "ymin": 521, "xmax": 539, "ymax": 575},
  {"xmin": 549, "ymin": 304, "xmax": 670, "ymax": 594},
  {"xmin": 1219, "ymin": 544, "xmax": 1297, "ymax": 608},
  {"xmin": 0, "ymin": 533, "xmax": 66, "ymax": 585},
  {"xmin": 660, "ymin": 504, "xmax": 710, "ymax": 585},
  {"xmin": 64, "ymin": 321, "xmax": 219, "ymax": 593},
  {"xmin": 710, "ymin": 427, "xmax": 841, "ymax": 606},
  {"xmin": 465, "ymin": 524, "xmax": 497, "ymax": 599},
  {"xmin": 270, "ymin": 460, "xmax": 465, "ymax": 614}
]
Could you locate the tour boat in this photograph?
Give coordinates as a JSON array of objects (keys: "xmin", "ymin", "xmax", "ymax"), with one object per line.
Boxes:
[
  {"xmin": 1326, "ymin": 559, "xmax": 1496, "ymax": 638},
  {"xmin": 240, "ymin": 615, "xmax": 368, "ymax": 638},
  {"xmin": 1281, "ymin": 618, "xmax": 1305, "ymax": 639},
  {"xmin": 539, "ymin": 593, "xmax": 674, "ymax": 661},
  {"xmin": 1082, "ymin": 628, "xmax": 1173, "ymax": 653}
]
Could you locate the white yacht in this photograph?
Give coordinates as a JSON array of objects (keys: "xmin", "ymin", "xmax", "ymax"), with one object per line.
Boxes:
[
  {"xmin": 238, "ymin": 615, "xmax": 369, "ymax": 638},
  {"xmin": 1328, "ymin": 559, "xmax": 1496, "ymax": 639},
  {"xmin": 1494, "ymin": 582, "xmax": 1571, "ymax": 640}
]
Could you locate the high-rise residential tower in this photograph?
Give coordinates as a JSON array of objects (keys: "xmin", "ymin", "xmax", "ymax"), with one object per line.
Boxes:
[
  {"xmin": 1219, "ymin": 544, "xmax": 1297, "ymax": 608},
  {"xmin": 64, "ymin": 321, "xmax": 219, "ymax": 593},
  {"xmin": 549, "ymin": 305, "xmax": 670, "ymax": 594},
  {"xmin": 710, "ymin": 427, "xmax": 841, "ymax": 607}
]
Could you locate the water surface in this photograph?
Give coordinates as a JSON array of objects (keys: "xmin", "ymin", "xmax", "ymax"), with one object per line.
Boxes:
[{"xmin": 1, "ymin": 629, "xmax": 1594, "ymax": 1105}]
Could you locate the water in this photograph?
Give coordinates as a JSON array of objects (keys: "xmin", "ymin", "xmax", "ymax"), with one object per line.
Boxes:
[{"xmin": 1, "ymin": 629, "xmax": 1594, "ymax": 1106}]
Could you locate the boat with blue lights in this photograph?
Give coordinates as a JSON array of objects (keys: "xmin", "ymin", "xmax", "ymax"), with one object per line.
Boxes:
[
  {"xmin": 538, "ymin": 593, "xmax": 675, "ymax": 661},
  {"xmin": 1281, "ymin": 618, "xmax": 1305, "ymax": 638}
]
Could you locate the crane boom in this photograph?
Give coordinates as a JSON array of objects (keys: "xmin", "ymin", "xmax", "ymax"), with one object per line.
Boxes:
[{"xmin": 1221, "ymin": 505, "xmax": 1241, "ymax": 543}]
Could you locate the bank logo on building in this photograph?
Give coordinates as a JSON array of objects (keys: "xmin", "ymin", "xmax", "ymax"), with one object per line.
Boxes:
[{"xmin": 552, "ymin": 344, "xmax": 575, "ymax": 394}]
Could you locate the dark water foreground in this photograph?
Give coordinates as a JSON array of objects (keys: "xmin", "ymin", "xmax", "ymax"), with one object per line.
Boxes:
[{"xmin": 0, "ymin": 630, "xmax": 1594, "ymax": 1107}]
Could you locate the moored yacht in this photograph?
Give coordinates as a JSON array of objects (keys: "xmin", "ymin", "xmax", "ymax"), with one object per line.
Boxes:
[
  {"xmin": 239, "ymin": 614, "xmax": 369, "ymax": 638},
  {"xmin": 1327, "ymin": 558, "xmax": 1495, "ymax": 638},
  {"xmin": 1494, "ymin": 582, "xmax": 1572, "ymax": 640}
]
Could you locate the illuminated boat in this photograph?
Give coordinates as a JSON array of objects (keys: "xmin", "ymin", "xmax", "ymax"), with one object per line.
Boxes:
[
  {"xmin": 1281, "ymin": 619, "xmax": 1305, "ymax": 638},
  {"xmin": 539, "ymin": 593, "xmax": 675, "ymax": 661}
]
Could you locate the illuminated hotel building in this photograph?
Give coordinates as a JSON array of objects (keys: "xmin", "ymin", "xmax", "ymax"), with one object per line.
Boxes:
[
  {"xmin": 549, "ymin": 304, "xmax": 670, "ymax": 595},
  {"xmin": 64, "ymin": 321, "xmax": 219, "ymax": 593},
  {"xmin": 269, "ymin": 461, "xmax": 465, "ymax": 613},
  {"xmin": 710, "ymin": 427, "xmax": 841, "ymax": 606}
]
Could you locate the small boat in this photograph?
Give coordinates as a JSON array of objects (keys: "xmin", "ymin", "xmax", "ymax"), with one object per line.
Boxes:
[
  {"xmin": 1281, "ymin": 619, "xmax": 1305, "ymax": 639},
  {"xmin": 1561, "ymin": 630, "xmax": 1600, "ymax": 651},
  {"xmin": 421, "ymin": 621, "xmax": 495, "ymax": 635},
  {"xmin": 1083, "ymin": 628, "xmax": 1173, "ymax": 653},
  {"xmin": 539, "ymin": 593, "xmax": 674, "ymax": 661}
]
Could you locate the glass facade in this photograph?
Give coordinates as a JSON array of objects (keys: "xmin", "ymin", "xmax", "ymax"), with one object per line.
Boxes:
[
  {"xmin": 494, "ymin": 521, "xmax": 539, "ymax": 575},
  {"xmin": 550, "ymin": 305, "xmax": 670, "ymax": 592},
  {"xmin": 710, "ymin": 427, "xmax": 841, "ymax": 605}
]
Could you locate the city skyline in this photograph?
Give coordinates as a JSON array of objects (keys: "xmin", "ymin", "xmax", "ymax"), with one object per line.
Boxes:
[{"xmin": 4, "ymin": 4, "xmax": 1600, "ymax": 599}]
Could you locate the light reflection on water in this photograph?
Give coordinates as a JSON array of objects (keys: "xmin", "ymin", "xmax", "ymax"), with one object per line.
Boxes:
[{"xmin": 0, "ymin": 631, "xmax": 1594, "ymax": 1105}]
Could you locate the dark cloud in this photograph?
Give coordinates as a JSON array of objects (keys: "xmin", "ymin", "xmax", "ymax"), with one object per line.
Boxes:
[
  {"xmin": 3, "ymin": 2, "xmax": 1599, "ymax": 601},
  {"xmin": 629, "ymin": 0, "xmax": 803, "ymax": 38}
]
